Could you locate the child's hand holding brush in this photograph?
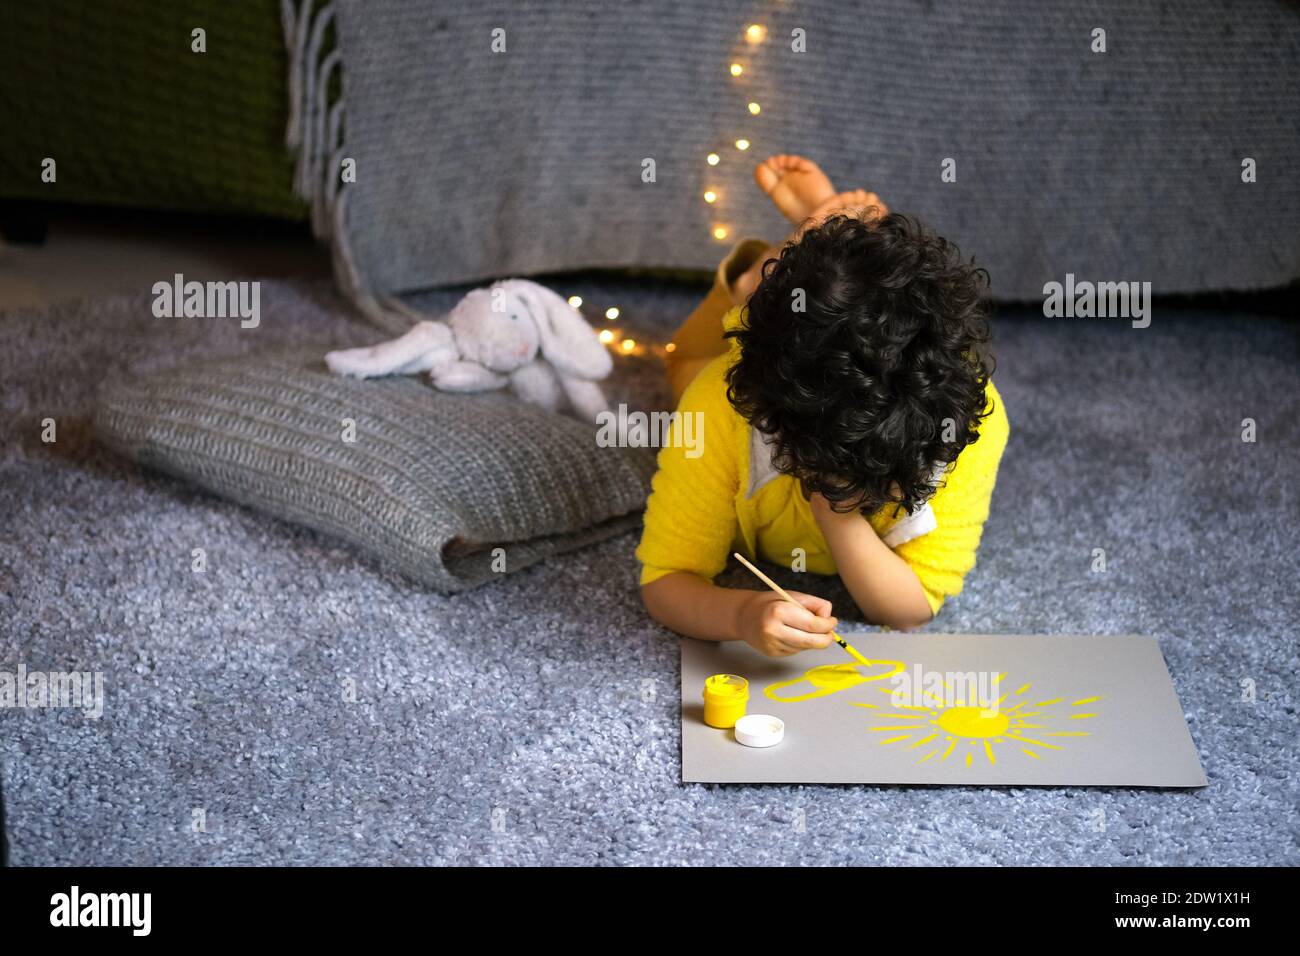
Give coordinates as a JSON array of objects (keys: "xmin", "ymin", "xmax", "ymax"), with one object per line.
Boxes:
[{"xmin": 735, "ymin": 587, "xmax": 839, "ymax": 658}]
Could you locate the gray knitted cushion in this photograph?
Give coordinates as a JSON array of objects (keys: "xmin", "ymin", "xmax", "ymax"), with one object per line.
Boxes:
[
  {"xmin": 293, "ymin": 0, "xmax": 1300, "ymax": 316},
  {"xmin": 94, "ymin": 349, "xmax": 656, "ymax": 591}
]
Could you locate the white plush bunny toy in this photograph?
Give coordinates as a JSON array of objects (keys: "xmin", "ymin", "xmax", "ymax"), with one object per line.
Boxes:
[{"xmin": 325, "ymin": 279, "xmax": 614, "ymax": 423}]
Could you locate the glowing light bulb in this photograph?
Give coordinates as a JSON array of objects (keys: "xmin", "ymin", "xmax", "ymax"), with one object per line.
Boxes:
[
  {"xmin": 713, "ymin": 226, "xmax": 729, "ymax": 240},
  {"xmin": 748, "ymin": 101, "xmax": 761, "ymax": 115},
  {"xmin": 665, "ymin": 342, "xmax": 677, "ymax": 353},
  {"xmin": 605, "ymin": 306, "xmax": 620, "ymax": 320},
  {"xmin": 621, "ymin": 339, "xmax": 636, "ymax": 352},
  {"xmin": 703, "ymin": 190, "xmax": 718, "ymax": 203},
  {"xmin": 746, "ymin": 24, "xmax": 766, "ymax": 43},
  {"xmin": 706, "ymin": 153, "xmax": 720, "ymax": 166},
  {"xmin": 598, "ymin": 329, "xmax": 615, "ymax": 344},
  {"xmin": 735, "ymin": 138, "xmax": 750, "ymax": 151},
  {"xmin": 729, "ymin": 62, "xmax": 743, "ymax": 77},
  {"xmin": 567, "ymin": 295, "xmax": 582, "ymax": 308}
]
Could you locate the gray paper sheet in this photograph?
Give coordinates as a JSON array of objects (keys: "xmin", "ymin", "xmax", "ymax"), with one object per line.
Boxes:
[{"xmin": 681, "ymin": 634, "xmax": 1206, "ymax": 787}]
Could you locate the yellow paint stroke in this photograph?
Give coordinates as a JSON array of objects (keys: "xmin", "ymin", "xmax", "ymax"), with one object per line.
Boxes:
[
  {"xmin": 921, "ymin": 690, "xmax": 948, "ymax": 708},
  {"xmin": 938, "ymin": 706, "xmax": 1010, "ymax": 738},
  {"xmin": 769, "ymin": 659, "xmax": 1102, "ymax": 772},
  {"xmin": 764, "ymin": 659, "xmax": 904, "ymax": 703},
  {"xmin": 867, "ymin": 712, "xmax": 928, "ymax": 721},
  {"xmin": 918, "ymin": 682, "xmax": 953, "ymax": 708},
  {"xmin": 880, "ymin": 679, "xmax": 1098, "ymax": 766}
]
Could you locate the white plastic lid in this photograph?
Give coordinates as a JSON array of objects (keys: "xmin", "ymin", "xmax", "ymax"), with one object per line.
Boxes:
[{"xmin": 734, "ymin": 714, "xmax": 785, "ymax": 748}]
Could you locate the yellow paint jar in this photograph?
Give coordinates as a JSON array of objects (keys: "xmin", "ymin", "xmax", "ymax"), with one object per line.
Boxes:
[{"xmin": 702, "ymin": 674, "xmax": 749, "ymax": 728}]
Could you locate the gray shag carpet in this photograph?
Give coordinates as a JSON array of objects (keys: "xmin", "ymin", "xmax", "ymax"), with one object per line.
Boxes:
[{"xmin": 1, "ymin": 278, "xmax": 1297, "ymax": 866}]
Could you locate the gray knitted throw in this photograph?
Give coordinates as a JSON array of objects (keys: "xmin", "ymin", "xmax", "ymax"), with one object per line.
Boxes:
[
  {"xmin": 284, "ymin": 0, "xmax": 1300, "ymax": 332},
  {"xmin": 95, "ymin": 349, "xmax": 657, "ymax": 591}
]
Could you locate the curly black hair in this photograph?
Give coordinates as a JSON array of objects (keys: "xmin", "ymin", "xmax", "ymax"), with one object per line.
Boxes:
[{"xmin": 724, "ymin": 212, "xmax": 994, "ymax": 518}]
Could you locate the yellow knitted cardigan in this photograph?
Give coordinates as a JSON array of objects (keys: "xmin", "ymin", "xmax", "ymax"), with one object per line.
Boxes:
[{"xmin": 636, "ymin": 307, "xmax": 1009, "ymax": 615}]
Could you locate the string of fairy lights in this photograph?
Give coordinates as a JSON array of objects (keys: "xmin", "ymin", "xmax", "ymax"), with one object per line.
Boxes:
[{"xmin": 571, "ymin": 19, "xmax": 771, "ymax": 360}]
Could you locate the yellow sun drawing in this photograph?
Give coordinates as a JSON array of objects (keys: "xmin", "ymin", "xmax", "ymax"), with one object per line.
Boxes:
[{"xmin": 850, "ymin": 673, "xmax": 1102, "ymax": 768}]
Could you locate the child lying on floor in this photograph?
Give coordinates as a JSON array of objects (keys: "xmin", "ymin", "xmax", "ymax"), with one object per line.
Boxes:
[{"xmin": 637, "ymin": 155, "xmax": 1009, "ymax": 656}]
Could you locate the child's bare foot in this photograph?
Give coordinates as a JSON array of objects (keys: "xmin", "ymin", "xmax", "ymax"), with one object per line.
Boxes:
[
  {"xmin": 796, "ymin": 189, "xmax": 890, "ymax": 238},
  {"xmin": 754, "ymin": 155, "xmax": 836, "ymax": 224}
]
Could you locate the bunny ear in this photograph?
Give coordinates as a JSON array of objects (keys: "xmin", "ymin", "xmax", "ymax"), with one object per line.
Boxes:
[
  {"xmin": 509, "ymin": 281, "xmax": 612, "ymax": 381},
  {"xmin": 324, "ymin": 321, "xmax": 454, "ymax": 378}
]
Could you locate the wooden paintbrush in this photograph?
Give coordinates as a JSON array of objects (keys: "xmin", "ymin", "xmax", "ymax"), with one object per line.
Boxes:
[{"xmin": 732, "ymin": 552, "xmax": 873, "ymax": 666}]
